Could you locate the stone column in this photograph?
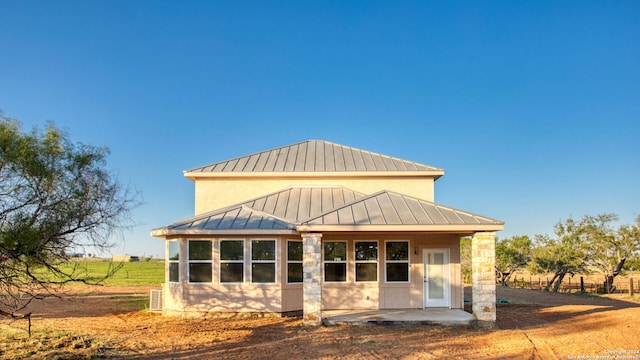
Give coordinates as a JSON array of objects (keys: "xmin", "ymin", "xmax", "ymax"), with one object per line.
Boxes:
[
  {"xmin": 302, "ymin": 232, "xmax": 323, "ymax": 326},
  {"xmin": 471, "ymin": 232, "xmax": 496, "ymax": 326}
]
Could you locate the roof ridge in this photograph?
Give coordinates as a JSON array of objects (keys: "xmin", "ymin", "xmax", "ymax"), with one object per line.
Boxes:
[
  {"xmin": 237, "ymin": 204, "xmax": 296, "ymax": 229},
  {"xmin": 297, "ymin": 189, "xmax": 388, "ymax": 224}
]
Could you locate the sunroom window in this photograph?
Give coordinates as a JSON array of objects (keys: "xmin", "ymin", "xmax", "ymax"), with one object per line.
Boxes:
[
  {"xmin": 386, "ymin": 241, "xmax": 410, "ymax": 282},
  {"xmin": 220, "ymin": 240, "xmax": 244, "ymax": 283},
  {"xmin": 251, "ymin": 239, "xmax": 276, "ymax": 283},
  {"xmin": 188, "ymin": 240, "xmax": 212, "ymax": 283},
  {"xmin": 168, "ymin": 240, "xmax": 179, "ymax": 283},
  {"xmin": 324, "ymin": 241, "xmax": 347, "ymax": 282},
  {"xmin": 287, "ymin": 241, "xmax": 303, "ymax": 283},
  {"xmin": 355, "ymin": 241, "xmax": 378, "ymax": 282}
]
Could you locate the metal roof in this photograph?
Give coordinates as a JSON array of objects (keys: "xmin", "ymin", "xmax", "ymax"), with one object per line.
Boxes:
[
  {"xmin": 185, "ymin": 140, "xmax": 443, "ymax": 174},
  {"xmin": 300, "ymin": 190, "xmax": 504, "ymax": 227},
  {"xmin": 151, "ymin": 186, "xmax": 503, "ymax": 236},
  {"xmin": 240, "ymin": 186, "xmax": 366, "ymax": 222},
  {"xmin": 165, "ymin": 205, "xmax": 294, "ymax": 232}
]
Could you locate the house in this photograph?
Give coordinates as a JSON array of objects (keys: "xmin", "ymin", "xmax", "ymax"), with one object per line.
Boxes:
[{"xmin": 151, "ymin": 140, "xmax": 503, "ymax": 325}]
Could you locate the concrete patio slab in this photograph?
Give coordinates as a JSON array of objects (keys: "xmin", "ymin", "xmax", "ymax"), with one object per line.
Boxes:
[{"xmin": 322, "ymin": 309, "xmax": 474, "ymax": 326}]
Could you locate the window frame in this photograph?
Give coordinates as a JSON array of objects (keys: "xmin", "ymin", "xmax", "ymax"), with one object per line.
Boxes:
[
  {"xmin": 286, "ymin": 240, "xmax": 303, "ymax": 284},
  {"xmin": 323, "ymin": 240, "xmax": 348, "ymax": 283},
  {"xmin": 219, "ymin": 239, "xmax": 245, "ymax": 284},
  {"xmin": 250, "ymin": 239, "xmax": 277, "ymax": 284},
  {"xmin": 187, "ymin": 239, "xmax": 213, "ymax": 283},
  {"xmin": 354, "ymin": 240, "xmax": 379, "ymax": 283},
  {"xmin": 168, "ymin": 240, "xmax": 180, "ymax": 283},
  {"xmin": 384, "ymin": 240, "xmax": 411, "ymax": 283}
]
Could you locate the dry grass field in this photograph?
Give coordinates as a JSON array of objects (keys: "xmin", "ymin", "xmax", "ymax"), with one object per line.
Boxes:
[{"xmin": 1, "ymin": 285, "xmax": 639, "ymax": 359}]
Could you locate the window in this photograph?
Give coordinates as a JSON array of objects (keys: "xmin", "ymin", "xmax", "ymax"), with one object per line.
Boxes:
[
  {"xmin": 251, "ymin": 239, "xmax": 276, "ymax": 283},
  {"xmin": 324, "ymin": 241, "xmax": 347, "ymax": 282},
  {"xmin": 168, "ymin": 240, "xmax": 179, "ymax": 283},
  {"xmin": 386, "ymin": 241, "xmax": 410, "ymax": 282},
  {"xmin": 355, "ymin": 241, "xmax": 378, "ymax": 282},
  {"xmin": 287, "ymin": 241, "xmax": 303, "ymax": 283},
  {"xmin": 220, "ymin": 240, "xmax": 244, "ymax": 283},
  {"xmin": 188, "ymin": 240, "xmax": 212, "ymax": 283}
]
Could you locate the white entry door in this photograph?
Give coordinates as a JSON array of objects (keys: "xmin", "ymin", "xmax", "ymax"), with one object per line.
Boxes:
[{"xmin": 423, "ymin": 249, "xmax": 450, "ymax": 308}]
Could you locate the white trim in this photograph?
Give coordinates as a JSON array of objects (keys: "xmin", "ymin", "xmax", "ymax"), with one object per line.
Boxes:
[
  {"xmin": 323, "ymin": 240, "xmax": 348, "ymax": 283},
  {"xmin": 184, "ymin": 170, "xmax": 444, "ymax": 180},
  {"xmin": 296, "ymin": 224, "xmax": 503, "ymax": 233},
  {"xmin": 219, "ymin": 239, "xmax": 245, "ymax": 284},
  {"xmin": 250, "ymin": 239, "xmax": 277, "ymax": 284},
  {"xmin": 167, "ymin": 240, "xmax": 180, "ymax": 283},
  {"xmin": 286, "ymin": 240, "xmax": 303, "ymax": 284},
  {"xmin": 423, "ymin": 248, "xmax": 451, "ymax": 308},
  {"xmin": 187, "ymin": 239, "xmax": 213, "ymax": 284},
  {"xmin": 354, "ymin": 240, "xmax": 379, "ymax": 283},
  {"xmin": 384, "ymin": 240, "xmax": 411, "ymax": 284}
]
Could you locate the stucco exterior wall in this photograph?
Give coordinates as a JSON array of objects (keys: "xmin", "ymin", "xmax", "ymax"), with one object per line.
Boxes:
[
  {"xmin": 162, "ymin": 237, "xmax": 300, "ymax": 316},
  {"xmin": 320, "ymin": 233, "xmax": 462, "ymax": 310},
  {"xmin": 193, "ymin": 177, "xmax": 436, "ymax": 215},
  {"xmin": 162, "ymin": 232, "xmax": 464, "ymax": 317}
]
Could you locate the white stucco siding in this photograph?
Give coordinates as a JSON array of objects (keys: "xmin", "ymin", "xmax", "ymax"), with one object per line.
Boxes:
[{"xmin": 194, "ymin": 177, "xmax": 436, "ymax": 215}]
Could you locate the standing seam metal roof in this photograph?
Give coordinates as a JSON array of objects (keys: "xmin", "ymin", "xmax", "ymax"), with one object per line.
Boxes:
[
  {"xmin": 185, "ymin": 140, "xmax": 443, "ymax": 173},
  {"xmin": 301, "ymin": 190, "xmax": 504, "ymax": 226},
  {"xmin": 152, "ymin": 186, "xmax": 503, "ymax": 234}
]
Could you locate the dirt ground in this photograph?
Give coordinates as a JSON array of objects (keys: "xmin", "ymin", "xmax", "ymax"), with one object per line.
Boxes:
[{"xmin": 2, "ymin": 286, "xmax": 639, "ymax": 359}]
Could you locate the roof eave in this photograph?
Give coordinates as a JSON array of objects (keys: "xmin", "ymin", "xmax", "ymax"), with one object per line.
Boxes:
[
  {"xmin": 295, "ymin": 224, "xmax": 504, "ymax": 233},
  {"xmin": 184, "ymin": 170, "xmax": 445, "ymax": 181},
  {"xmin": 150, "ymin": 228, "xmax": 299, "ymax": 238}
]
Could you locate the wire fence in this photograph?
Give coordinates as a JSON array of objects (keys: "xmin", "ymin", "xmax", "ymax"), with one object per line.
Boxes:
[{"xmin": 506, "ymin": 276, "xmax": 638, "ymax": 295}]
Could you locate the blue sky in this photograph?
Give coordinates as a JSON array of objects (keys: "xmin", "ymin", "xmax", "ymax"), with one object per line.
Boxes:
[{"xmin": 1, "ymin": 1, "xmax": 638, "ymax": 258}]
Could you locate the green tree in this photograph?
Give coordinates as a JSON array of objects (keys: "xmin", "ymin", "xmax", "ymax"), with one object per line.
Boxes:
[
  {"xmin": 460, "ymin": 237, "xmax": 471, "ymax": 284},
  {"xmin": 530, "ymin": 217, "xmax": 589, "ymax": 292},
  {"xmin": 0, "ymin": 113, "xmax": 139, "ymax": 319},
  {"xmin": 495, "ymin": 235, "xmax": 532, "ymax": 286},
  {"xmin": 581, "ymin": 214, "xmax": 640, "ymax": 293}
]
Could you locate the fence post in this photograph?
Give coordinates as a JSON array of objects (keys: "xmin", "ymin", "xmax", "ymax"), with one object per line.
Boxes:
[
  {"xmin": 580, "ymin": 276, "xmax": 585, "ymax": 293},
  {"xmin": 568, "ymin": 277, "xmax": 572, "ymax": 293},
  {"xmin": 630, "ymin": 278, "xmax": 634, "ymax": 297}
]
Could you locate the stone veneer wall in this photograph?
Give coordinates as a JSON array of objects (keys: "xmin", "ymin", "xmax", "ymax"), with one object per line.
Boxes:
[
  {"xmin": 302, "ymin": 233, "xmax": 323, "ymax": 325},
  {"xmin": 471, "ymin": 232, "xmax": 497, "ymax": 324}
]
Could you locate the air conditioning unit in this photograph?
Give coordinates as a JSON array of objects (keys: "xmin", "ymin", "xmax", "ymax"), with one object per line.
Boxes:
[{"xmin": 149, "ymin": 289, "xmax": 163, "ymax": 312}]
